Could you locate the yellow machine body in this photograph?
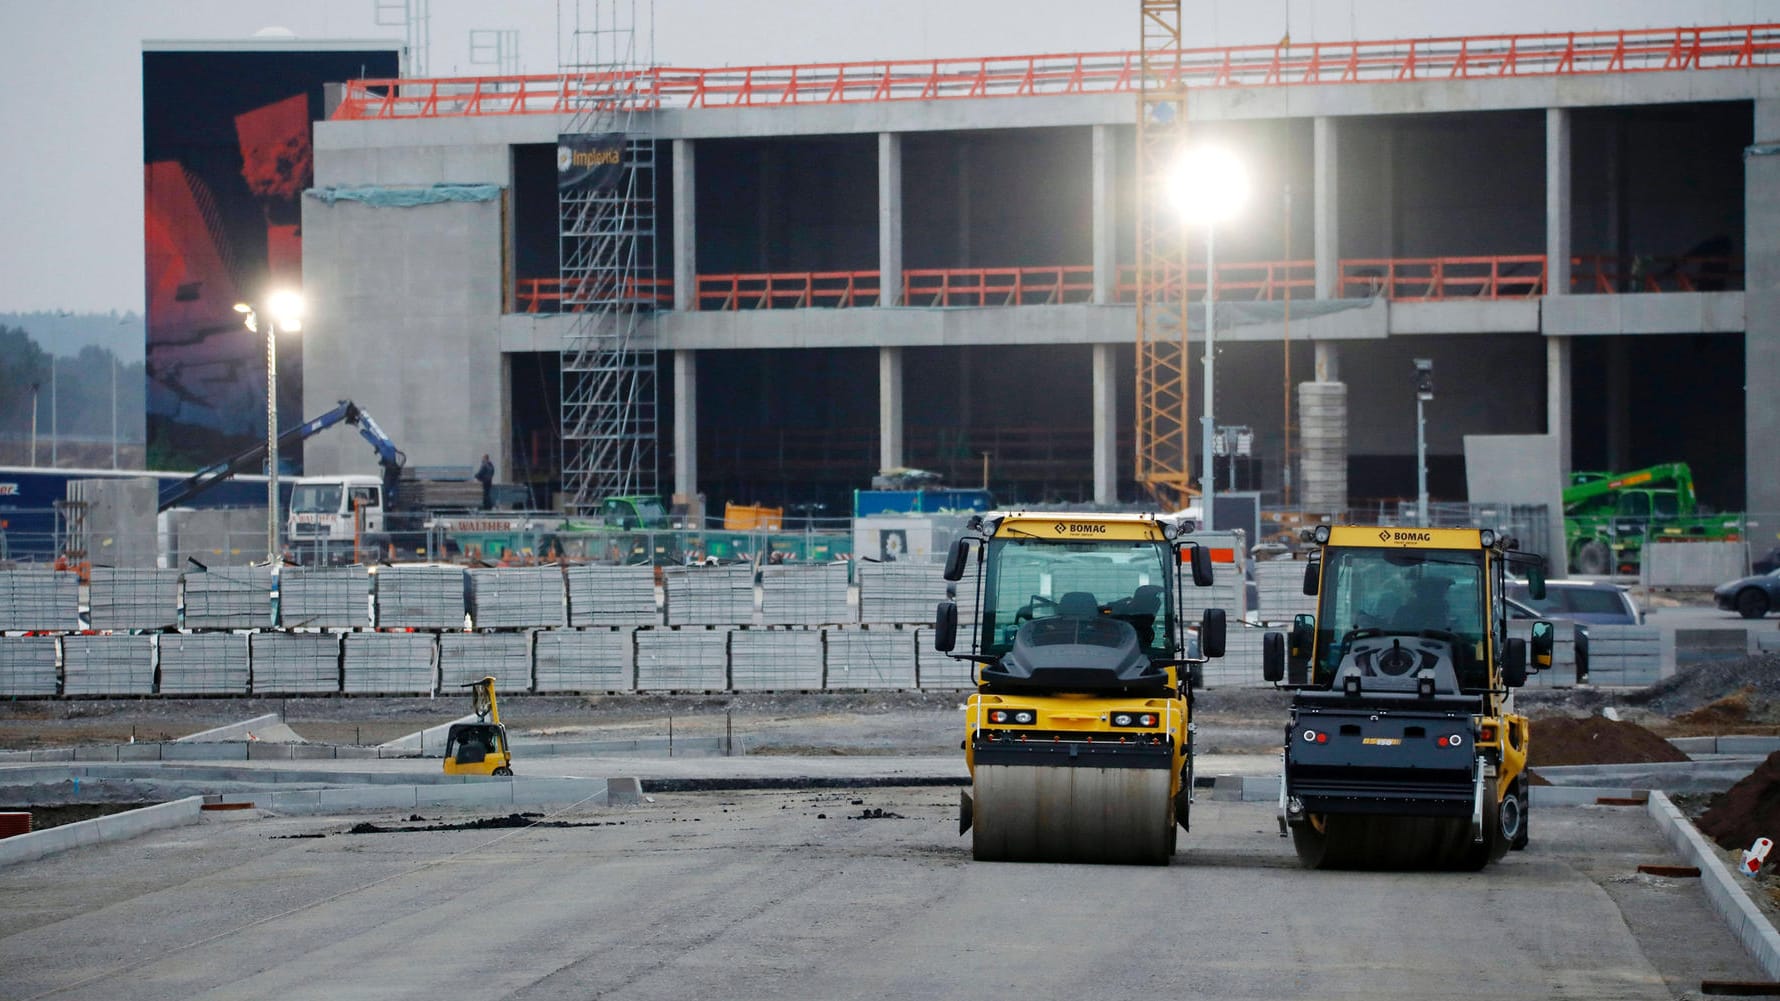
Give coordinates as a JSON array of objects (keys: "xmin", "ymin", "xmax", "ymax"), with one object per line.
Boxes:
[{"xmin": 442, "ymin": 675, "xmax": 513, "ymax": 777}]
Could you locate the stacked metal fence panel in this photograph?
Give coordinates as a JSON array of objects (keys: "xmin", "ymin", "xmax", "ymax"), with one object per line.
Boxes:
[
  {"xmin": 663, "ymin": 566, "xmax": 756, "ymax": 625},
  {"xmin": 857, "ymin": 561, "xmax": 974, "ymax": 625},
  {"xmin": 88, "ymin": 568, "xmax": 180, "ymax": 631},
  {"xmin": 468, "ymin": 566, "xmax": 567, "ymax": 629},
  {"xmin": 1576, "ymin": 624, "xmax": 1660, "ymax": 685},
  {"xmin": 1253, "ymin": 559, "xmax": 1314, "ymax": 624},
  {"xmin": 534, "ymin": 628, "xmax": 635, "ymax": 692},
  {"xmin": 729, "ymin": 628, "xmax": 823, "ymax": 690},
  {"xmin": 181, "ymin": 567, "xmax": 272, "ymax": 630},
  {"xmin": 439, "ymin": 632, "xmax": 533, "ymax": 693},
  {"xmin": 249, "ymin": 632, "xmax": 343, "ymax": 694},
  {"xmin": 0, "ymin": 570, "xmax": 79, "ymax": 632},
  {"xmin": 566, "ymin": 565, "xmax": 659, "ymax": 626},
  {"xmin": 342, "ymin": 632, "xmax": 438, "ymax": 694},
  {"xmin": 635, "ymin": 627, "xmax": 729, "ymax": 690},
  {"xmin": 0, "ymin": 636, "xmax": 59, "ymax": 695},
  {"xmin": 913, "ymin": 627, "xmax": 973, "ymax": 689},
  {"xmin": 159, "ymin": 633, "xmax": 250, "ymax": 695},
  {"xmin": 280, "ymin": 565, "xmax": 370, "ymax": 629},
  {"xmin": 823, "ymin": 625, "xmax": 917, "ymax": 689},
  {"xmin": 759, "ymin": 563, "xmax": 851, "ymax": 625},
  {"xmin": 62, "ymin": 634, "xmax": 155, "ymax": 695},
  {"xmin": 373, "ymin": 566, "xmax": 467, "ymax": 629}
]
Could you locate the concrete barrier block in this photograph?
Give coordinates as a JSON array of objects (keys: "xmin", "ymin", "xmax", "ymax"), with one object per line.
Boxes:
[
  {"xmin": 606, "ymin": 777, "xmax": 642, "ymax": 805},
  {"xmin": 0, "ymin": 796, "xmax": 207, "ymax": 868},
  {"xmin": 1718, "ymin": 736, "xmax": 1780, "ymax": 756},
  {"xmin": 1668, "ymin": 736, "xmax": 1718, "ymax": 754},
  {"xmin": 416, "ymin": 782, "xmax": 517, "ymax": 809},
  {"xmin": 313, "ymin": 786, "xmax": 418, "ymax": 813},
  {"xmin": 160, "ymin": 743, "xmax": 249, "ymax": 762}
]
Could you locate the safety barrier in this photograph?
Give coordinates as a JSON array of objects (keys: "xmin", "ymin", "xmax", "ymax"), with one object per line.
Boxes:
[
  {"xmin": 1580, "ymin": 624, "xmax": 1662, "ymax": 686},
  {"xmin": 1339, "ymin": 255, "xmax": 1547, "ymax": 300},
  {"xmin": 334, "ymin": 24, "xmax": 1780, "ymax": 120},
  {"xmin": 696, "ymin": 271, "xmax": 880, "ymax": 310}
]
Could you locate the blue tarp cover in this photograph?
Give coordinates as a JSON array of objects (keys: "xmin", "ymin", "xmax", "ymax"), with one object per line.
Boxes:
[{"xmin": 305, "ymin": 184, "xmax": 502, "ymax": 207}]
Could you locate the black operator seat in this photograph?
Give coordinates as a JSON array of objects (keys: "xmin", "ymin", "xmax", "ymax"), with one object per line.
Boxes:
[{"xmin": 1057, "ymin": 591, "xmax": 1101, "ymax": 618}]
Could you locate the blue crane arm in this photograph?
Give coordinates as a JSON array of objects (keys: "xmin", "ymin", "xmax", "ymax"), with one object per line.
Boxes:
[{"xmin": 156, "ymin": 400, "xmax": 406, "ymax": 513}]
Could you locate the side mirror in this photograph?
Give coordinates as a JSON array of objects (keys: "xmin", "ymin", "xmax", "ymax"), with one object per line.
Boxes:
[
  {"xmin": 933, "ymin": 600, "xmax": 959, "ymax": 653},
  {"xmin": 1526, "ymin": 563, "xmax": 1547, "ymax": 602},
  {"xmin": 943, "ymin": 538, "xmax": 970, "ymax": 582},
  {"xmin": 1529, "ymin": 619, "xmax": 1554, "ymax": 671},
  {"xmin": 1504, "ymin": 636, "xmax": 1528, "ymax": 688},
  {"xmin": 1200, "ymin": 608, "xmax": 1226, "ymax": 658},
  {"xmin": 1262, "ymin": 631, "xmax": 1286, "ymax": 683},
  {"xmin": 1288, "ymin": 613, "xmax": 1316, "ymax": 684},
  {"xmin": 1301, "ymin": 559, "xmax": 1320, "ymax": 596},
  {"xmin": 1190, "ymin": 544, "xmax": 1214, "ymax": 587}
]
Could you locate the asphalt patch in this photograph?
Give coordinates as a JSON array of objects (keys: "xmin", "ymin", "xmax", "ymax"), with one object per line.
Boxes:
[{"xmin": 342, "ymin": 813, "xmax": 624, "ymax": 834}]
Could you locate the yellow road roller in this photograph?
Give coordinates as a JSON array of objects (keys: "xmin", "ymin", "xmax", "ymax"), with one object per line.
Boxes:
[
  {"xmin": 442, "ymin": 675, "xmax": 513, "ymax": 777},
  {"xmin": 933, "ymin": 512, "xmax": 1226, "ymax": 865},
  {"xmin": 1262, "ymin": 525, "xmax": 1555, "ymax": 869}
]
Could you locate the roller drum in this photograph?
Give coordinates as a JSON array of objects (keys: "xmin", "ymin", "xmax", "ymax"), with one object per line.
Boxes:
[{"xmin": 972, "ymin": 764, "xmax": 1172, "ymax": 865}]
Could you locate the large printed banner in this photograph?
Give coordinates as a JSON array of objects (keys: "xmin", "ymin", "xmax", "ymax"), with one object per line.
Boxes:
[
  {"xmin": 143, "ymin": 46, "xmax": 398, "ymax": 471},
  {"xmin": 557, "ymin": 133, "xmax": 627, "ymax": 191}
]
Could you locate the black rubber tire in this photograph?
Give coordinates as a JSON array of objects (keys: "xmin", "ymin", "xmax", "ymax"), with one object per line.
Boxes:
[
  {"xmin": 1574, "ymin": 539, "xmax": 1611, "ymax": 575},
  {"xmin": 1507, "ymin": 777, "xmax": 1530, "ymax": 851},
  {"xmin": 1290, "ymin": 817, "xmax": 1333, "ymax": 868},
  {"xmin": 493, "ymin": 766, "xmax": 513, "ymax": 777},
  {"xmin": 1737, "ymin": 588, "xmax": 1770, "ymax": 620},
  {"xmin": 1295, "ymin": 815, "xmax": 1447, "ymax": 869}
]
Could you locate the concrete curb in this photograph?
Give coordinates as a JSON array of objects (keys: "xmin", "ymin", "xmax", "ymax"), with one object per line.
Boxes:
[
  {"xmin": 1647, "ymin": 790, "xmax": 1780, "ymax": 981},
  {"xmin": 0, "ymin": 796, "xmax": 205, "ymax": 868},
  {"xmin": 176, "ymin": 714, "xmax": 282, "ymax": 742},
  {"xmin": 212, "ymin": 777, "xmax": 632, "ymax": 815}
]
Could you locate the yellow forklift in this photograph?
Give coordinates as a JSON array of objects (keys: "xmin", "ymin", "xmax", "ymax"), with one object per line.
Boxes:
[{"xmin": 442, "ymin": 676, "xmax": 514, "ymax": 777}]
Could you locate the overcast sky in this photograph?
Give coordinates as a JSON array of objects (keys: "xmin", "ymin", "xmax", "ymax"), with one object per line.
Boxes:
[{"xmin": 0, "ymin": 0, "xmax": 1771, "ymax": 316}]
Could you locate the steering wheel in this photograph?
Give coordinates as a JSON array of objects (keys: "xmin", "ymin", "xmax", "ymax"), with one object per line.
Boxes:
[{"xmin": 1014, "ymin": 594, "xmax": 1057, "ymax": 624}]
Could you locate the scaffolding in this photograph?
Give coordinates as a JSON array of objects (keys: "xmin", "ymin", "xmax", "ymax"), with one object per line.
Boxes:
[
  {"xmin": 1134, "ymin": 0, "xmax": 1194, "ymax": 510},
  {"xmin": 558, "ymin": 0, "xmax": 659, "ymax": 514}
]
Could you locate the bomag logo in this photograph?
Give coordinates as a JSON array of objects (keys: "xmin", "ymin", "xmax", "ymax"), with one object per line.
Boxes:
[
  {"xmin": 1380, "ymin": 529, "xmax": 1432, "ymax": 543},
  {"xmin": 1053, "ymin": 523, "xmax": 1109, "ymax": 535}
]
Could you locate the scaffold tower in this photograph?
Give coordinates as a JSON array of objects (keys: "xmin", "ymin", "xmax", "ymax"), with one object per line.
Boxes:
[{"xmin": 559, "ymin": 0, "xmax": 658, "ymax": 513}]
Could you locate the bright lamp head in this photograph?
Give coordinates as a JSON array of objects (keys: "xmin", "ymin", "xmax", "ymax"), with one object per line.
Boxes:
[
  {"xmin": 266, "ymin": 290, "xmax": 304, "ymax": 332},
  {"xmin": 1167, "ymin": 145, "xmax": 1250, "ymax": 225}
]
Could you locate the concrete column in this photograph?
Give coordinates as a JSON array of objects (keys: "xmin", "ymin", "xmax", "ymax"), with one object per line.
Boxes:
[
  {"xmin": 879, "ymin": 132, "xmax": 903, "ymax": 306},
  {"xmin": 1546, "ymin": 335, "xmax": 1572, "ymax": 474},
  {"xmin": 1092, "ymin": 125, "xmax": 1117, "ymax": 305},
  {"xmin": 1314, "ymin": 341, "xmax": 1340, "ymax": 383},
  {"xmin": 1746, "ymin": 99, "xmax": 1780, "ymax": 512},
  {"xmin": 1313, "ymin": 116, "xmax": 1339, "ymax": 299},
  {"xmin": 672, "ymin": 139, "xmax": 696, "ymax": 312},
  {"xmin": 878, "ymin": 346, "xmax": 904, "ymax": 471},
  {"xmin": 1092, "ymin": 343, "xmax": 1117, "ymax": 503},
  {"xmin": 1545, "ymin": 108, "xmax": 1571, "ymax": 297},
  {"xmin": 673, "ymin": 350, "xmax": 697, "ymax": 500}
]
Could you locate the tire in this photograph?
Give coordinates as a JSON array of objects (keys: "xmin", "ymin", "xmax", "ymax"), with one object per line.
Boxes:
[
  {"xmin": 1507, "ymin": 777, "xmax": 1530, "ymax": 851},
  {"xmin": 1574, "ymin": 539, "xmax": 1611, "ymax": 576},
  {"xmin": 1737, "ymin": 588, "xmax": 1770, "ymax": 620},
  {"xmin": 493, "ymin": 766, "xmax": 513, "ymax": 777}
]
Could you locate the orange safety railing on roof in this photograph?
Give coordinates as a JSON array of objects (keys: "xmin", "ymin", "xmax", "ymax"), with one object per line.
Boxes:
[
  {"xmin": 902, "ymin": 266, "xmax": 1097, "ymax": 307},
  {"xmin": 696, "ymin": 271, "xmax": 880, "ymax": 310},
  {"xmin": 1338, "ymin": 256, "xmax": 1547, "ymax": 300},
  {"xmin": 515, "ymin": 276, "xmax": 673, "ymax": 312},
  {"xmin": 1569, "ymin": 253, "xmax": 1744, "ymax": 293},
  {"xmin": 333, "ymin": 24, "xmax": 1780, "ymax": 119},
  {"xmin": 1115, "ymin": 261, "xmax": 1316, "ymax": 302}
]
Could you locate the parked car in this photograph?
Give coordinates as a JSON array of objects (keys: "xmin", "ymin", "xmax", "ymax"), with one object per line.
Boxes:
[
  {"xmin": 1505, "ymin": 595, "xmax": 1589, "ymax": 682},
  {"xmin": 1714, "ymin": 567, "xmax": 1780, "ymax": 619},
  {"xmin": 1506, "ymin": 579, "xmax": 1643, "ymax": 625}
]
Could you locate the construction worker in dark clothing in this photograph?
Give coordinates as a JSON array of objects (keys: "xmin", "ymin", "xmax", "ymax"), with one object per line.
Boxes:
[{"xmin": 476, "ymin": 454, "xmax": 494, "ymax": 509}]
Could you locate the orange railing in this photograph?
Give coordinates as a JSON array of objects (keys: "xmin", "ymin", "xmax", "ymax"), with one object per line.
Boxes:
[
  {"xmin": 515, "ymin": 276, "xmax": 673, "ymax": 312},
  {"xmin": 334, "ymin": 24, "xmax": 1780, "ymax": 119},
  {"xmin": 696, "ymin": 271, "xmax": 880, "ymax": 310},
  {"xmin": 1570, "ymin": 253, "xmax": 1743, "ymax": 293},
  {"xmin": 1338, "ymin": 256, "xmax": 1547, "ymax": 300},
  {"xmin": 902, "ymin": 266, "xmax": 1096, "ymax": 307},
  {"xmin": 1115, "ymin": 260, "xmax": 1316, "ymax": 303}
]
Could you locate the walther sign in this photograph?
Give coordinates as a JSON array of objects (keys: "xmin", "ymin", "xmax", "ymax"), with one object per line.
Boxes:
[{"xmin": 557, "ymin": 134, "xmax": 626, "ymax": 190}]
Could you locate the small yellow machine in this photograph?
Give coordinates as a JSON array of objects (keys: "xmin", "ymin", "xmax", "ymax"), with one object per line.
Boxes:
[
  {"xmin": 934, "ymin": 512, "xmax": 1226, "ymax": 865},
  {"xmin": 1263, "ymin": 525, "xmax": 1554, "ymax": 869},
  {"xmin": 442, "ymin": 676, "xmax": 513, "ymax": 777}
]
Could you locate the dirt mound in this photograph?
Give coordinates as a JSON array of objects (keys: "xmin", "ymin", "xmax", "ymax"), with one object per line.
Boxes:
[
  {"xmin": 1527, "ymin": 715, "xmax": 1691, "ymax": 767},
  {"xmin": 1697, "ymin": 749, "xmax": 1780, "ymax": 851},
  {"xmin": 1675, "ymin": 687, "xmax": 1759, "ymax": 729},
  {"xmin": 1626, "ymin": 655, "xmax": 1780, "ymax": 720}
]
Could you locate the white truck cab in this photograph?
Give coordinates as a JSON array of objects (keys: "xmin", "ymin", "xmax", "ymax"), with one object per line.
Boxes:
[{"xmin": 288, "ymin": 474, "xmax": 384, "ymax": 545}]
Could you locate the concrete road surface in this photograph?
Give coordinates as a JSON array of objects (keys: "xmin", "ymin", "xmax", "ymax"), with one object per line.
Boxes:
[{"xmin": 0, "ymin": 791, "xmax": 1761, "ymax": 1000}]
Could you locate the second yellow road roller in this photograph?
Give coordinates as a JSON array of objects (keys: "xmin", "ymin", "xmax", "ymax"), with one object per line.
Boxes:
[{"xmin": 932, "ymin": 512, "xmax": 1227, "ymax": 865}]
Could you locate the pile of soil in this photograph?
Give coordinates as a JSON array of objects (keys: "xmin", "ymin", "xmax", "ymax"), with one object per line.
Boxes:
[
  {"xmin": 1697, "ymin": 749, "xmax": 1780, "ymax": 851},
  {"xmin": 1527, "ymin": 715, "xmax": 1692, "ymax": 767},
  {"xmin": 1626, "ymin": 655, "xmax": 1780, "ymax": 721}
]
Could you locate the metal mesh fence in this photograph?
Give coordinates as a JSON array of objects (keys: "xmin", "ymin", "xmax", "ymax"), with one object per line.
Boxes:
[
  {"xmin": 373, "ymin": 566, "xmax": 467, "ymax": 629},
  {"xmin": 0, "ymin": 635, "xmax": 58, "ymax": 695},
  {"xmin": 343, "ymin": 631, "xmax": 439, "ymax": 694},
  {"xmin": 662, "ymin": 565, "xmax": 756, "ymax": 625},
  {"xmin": 439, "ymin": 632, "xmax": 533, "ymax": 693},
  {"xmin": 1253, "ymin": 559, "xmax": 1314, "ymax": 624},
  {"xmin": 62, "ymin": 634, "xmax": 154, "ymax": 695},
  {"xmin": 88, "ymin": 568, "xmax": 180, "ymax": 631},
  {"xmin": 0, "ymin": 569, "xmax": 79, "ymax": 632},
  {"xmin": 468, "ymin": 566, "xmax": 567, "ymax": 629},
  {"xmin": 729, "ymin": 628, "xmax": 823, "ymax": 690},
  {"xmin": 635, "ymin": 627, "xmax": 729, "ymax": 691},
  {"xmin": 566, "ymin": 564, "xmax": 658, "ymax": 626},
  {"xmin": 159, "ymin": 633, "xmax": 250, "ymax": 695},
  {"xmin": 280, "ymin": 566, "xmax": 371, "ymax": 630},
  {"xmin": 181, "ymin": 567, "xmax": 272, "ymax": 630},
  {"xmin": 823, "ymin": 625, "xmax": 917, "ymax": 689},
  {"xmin": 249, "ymin": 632, "xmax": 343, "ymax": 694},
  {"xmin": 534, "ymin": 628, "xmax": 635, "ymax": 692},
  {"xmin": 759, "ymin": 563, "xmax": 851, "ymax": 625}
]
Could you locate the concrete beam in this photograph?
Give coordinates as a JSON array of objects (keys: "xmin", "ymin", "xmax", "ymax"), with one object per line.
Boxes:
[
  {"xmin": 879, "ymin": 346, "xmax": 904, "ymax": 471},
  {"xmin": 878, "ymin": 132, "xmax": 903, "ymax": 306},
  {"xmin": 672, "ymin": 138, "xmax": 697, "ymax": 312},
  {"xmin": 1541, "ymin": 291, "xmax": 1744, "ymax": 336}
]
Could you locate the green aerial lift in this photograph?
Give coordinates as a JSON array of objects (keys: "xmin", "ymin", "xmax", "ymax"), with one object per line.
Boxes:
[{"xmin": 1563, "ymin": 462, "xmax": 1741, "ymax": 575}]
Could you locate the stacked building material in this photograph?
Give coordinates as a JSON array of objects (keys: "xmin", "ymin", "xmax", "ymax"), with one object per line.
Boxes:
[
  {"xmin": 88, "ymin": 568, "xmax": 180, "ymax": 631},
  {"xmin": 1200, "ymin": 628, "xmax": 1267, "ymax": 688},
  {"xmin": 280, "ymin": 565, "xmax": 371, "ymax": 629},
  {"xmin": 1253, "ymin": 559, "xmax": 1315, "ymax": 624},
  {"xmin": 400, "ymin": 470, "xmax": 481, "ymax": 509},
  {"xmin": 0, "ymin": 569, "xmax": 79, "ymax": 632},
  {"xmin": 1298, "ymin": 382, "xmax": 1348, "ymax": 513},
  {"xmin": 438, "ymin": 632, "xmax": 532, "ymax": 693},
  {"xmin": 0, "ymin": 636, "xmax": 59, "ymax": 695},
  {"xmin": 822, "ymin": 625, "xmax": 916, "ymax": 689},
  {"xmin": 159, "ymin": 633, "xmax": 250, "ymax": 695},
  {"xmin": 62, "ymin": 635, "xmax": 154, "ymax": 695},
  {"xmin": 372, "ymin": 565, "xmax": 466, "ymax": 629},
  {"xmin": 534, "ymin": 628, "xmax": 635, "ymax": 692},
  {"xmin": 729, "ymin": 629, "xmax": 823, "ymax": 690},
  {"xmin": 342, "ymin": 632, "xmax": 438, "ymax": 694},
  {"xmin": 1577, "ymin": 624, "xmax": 1660, "ymax": 685},
  {"xmin": 857, "ymin": 561, "xmax": 975, "ymax": 625},
  {"xmin": 181, "ymin": 566, "xmax": 272, "ymax": 629},
  {"xmin": 635, "ymin": 627, "xmax": 729, "ymax": 690},
  {"xmin": 566, "ymin": 564, "xmax": 658, "ymax": 626},
  {"xmin": 663, "ymin": 565, "xmax": 756, "ymax": 625},
  {"xmin": 468, "ymin": 566, "xmax": 566, "ymax": 629},
  {"xmin": 249, "ymin": 632, "xmax": 342, "ymax": 694},
  {"xmin": 914, "ymin": 627, "xmax": 974, "ymax": 689},
  {"xmin": 759, "ymin": 563, "xmax": 851, "ymax": 625}
]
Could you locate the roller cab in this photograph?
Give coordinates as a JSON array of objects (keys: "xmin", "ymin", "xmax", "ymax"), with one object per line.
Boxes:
[
  {"xmin": 1262, "ymin": 526, "xmax": 1547, "ymax": 870},
  {"xmin": 443, "ymin": 675, "xmax": 514, "ymax": 777},
  {"xmin": 934, "ymin": 512, "xmax": 1226, "ymax": 865}
]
